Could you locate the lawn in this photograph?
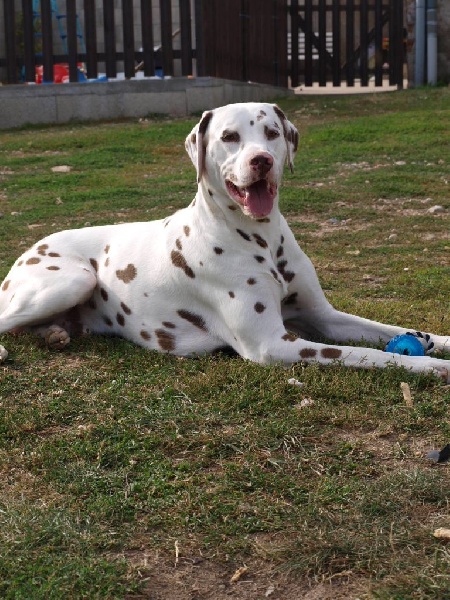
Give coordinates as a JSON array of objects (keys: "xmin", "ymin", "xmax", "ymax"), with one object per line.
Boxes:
[{"xmin": 0, "ymin": 87, "xmax": 449, "ymax": 600}]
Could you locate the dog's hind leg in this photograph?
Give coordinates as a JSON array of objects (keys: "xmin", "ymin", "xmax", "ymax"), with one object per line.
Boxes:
[{"xmin": 0, "ymin": 261, "xmax": 98, "ymax": 358}]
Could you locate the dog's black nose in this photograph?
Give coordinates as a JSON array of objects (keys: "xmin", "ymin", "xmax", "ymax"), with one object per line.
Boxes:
[{"xmin": 250, "ymin": 153, "xmax": 273, "ymax": 175}]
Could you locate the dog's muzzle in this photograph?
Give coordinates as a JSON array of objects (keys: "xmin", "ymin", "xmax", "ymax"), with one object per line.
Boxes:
[{"xmin": 226, "ymin": 153, "xmax": 277, "ymax": 218}]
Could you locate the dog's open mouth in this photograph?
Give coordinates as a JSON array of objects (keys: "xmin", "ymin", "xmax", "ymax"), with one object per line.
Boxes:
[{"xmin": 226, "ymin": 179, "xmax": 277, "ymax": 217}]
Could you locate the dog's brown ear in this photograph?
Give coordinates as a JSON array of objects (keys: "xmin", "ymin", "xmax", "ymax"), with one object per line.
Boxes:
[
  {"xmin": 185, "ymin": 110, "xmax": 214, "ymax": 183},
  {"xmin": 273, "ymin": 105, "xmax": 299, "ymax": 173}
]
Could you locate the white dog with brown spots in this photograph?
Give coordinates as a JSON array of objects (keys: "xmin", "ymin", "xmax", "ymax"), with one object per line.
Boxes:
[{"xmin": 0, "ymin": 102, "xmax": 449, "ymax": 380}]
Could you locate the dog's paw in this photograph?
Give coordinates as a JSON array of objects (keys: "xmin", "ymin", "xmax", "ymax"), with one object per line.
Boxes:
[
  {"xmin": 45, "ymin": 325, "xmax": 71, "ymax": 351},
  {"xmin": 0, "ymin": 345, "xmax": 8, "ymax": 362}
]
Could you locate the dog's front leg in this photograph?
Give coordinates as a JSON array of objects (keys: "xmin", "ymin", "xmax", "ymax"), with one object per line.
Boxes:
[
  {"xmin": 222, "ymin": 296, "xmax": 450, "ymax": 381},
  {"xmin": 286, "ymin": 304, "xmax": 450, "ymax": 353}
]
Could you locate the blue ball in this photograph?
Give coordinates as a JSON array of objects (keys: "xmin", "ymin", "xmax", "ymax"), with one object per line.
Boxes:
[{"xmin": 385, "ymin": 334, "xmax": 425, "ymax": 356}]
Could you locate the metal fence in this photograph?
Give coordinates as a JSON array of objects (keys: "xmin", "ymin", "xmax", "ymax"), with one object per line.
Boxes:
[{"xmin": 1, "ymin": 0, "xmax": 404, "ymax": 88}]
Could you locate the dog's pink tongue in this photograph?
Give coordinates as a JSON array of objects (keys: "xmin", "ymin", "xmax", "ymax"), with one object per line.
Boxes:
[{"xmin": 245, "ymin": 180, "xmax": 274, "ymax": 217}]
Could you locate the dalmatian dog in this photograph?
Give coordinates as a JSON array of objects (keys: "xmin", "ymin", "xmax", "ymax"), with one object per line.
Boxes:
[{"xmin": 0, "ymin": 102, "xmax": 449, "ymax": 381}]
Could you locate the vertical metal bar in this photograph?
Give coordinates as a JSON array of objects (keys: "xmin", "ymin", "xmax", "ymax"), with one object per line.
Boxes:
[
  {"xmin": 318, "ymin": 0, "xmax": 326, "ymax": 86},
  {"xmin": 194, "ymin": 0, "xmax": 205, "ymax": 76},
  {"xmin": 103, "ymin": 0, "xmax": 116, "ymax": 79},
  {"xmin": 84, "ymin": 0, "xmax": 97, "ymax": 79},
  {"xmin": 141, "ymin": 0, "xmax": 155, "ymax": 76},
  {"xmin": 159, "ymin": 0, "xmax": 173, "ymax": 76},
  {"xmin": 4, "ymin": 0, "xmax": 17, "ymax": 83},
  {"xmin": 332, "ymin": 0, "xmax": 341, "ymax": 86},
  {"xmin": 290, "ymin": 0, "xmax": 299, "ymax": 87},
  {"xmin": 397, "ymin": 0, "xmax": 404, "ymax": 88},
  {"xmin": 304, "ymin": 0, "xmax": 313, "ymax": 86},
  {"xmin": 179, "ymin": 0, "xmax": 193, "ymax": 76},
  {"xmin": 66, "ymin": 0, "xmax": 79, "ymax": 82},
  {"xmin": 41, "ymin": 0, "xmax": 54, "ymax": 83},
  {"xmin": 22, "ymin": 0, "xmax": 36, "ymax": 82},
  {"xmin": 374, "ymin": 0, "xmax": 383, "ymax": 86},
  {"xmin": 122, "ymin": 1, "xmax": 135, "ymax": 79},
  {"xmin": 388, "ymin": 0, "xmax": 395, "ymax": 85},
  {"xmin": 360, "ymin": 0, "xmax": 368, "ymax": 86},
  {"xmin": 345, "ymin": 0, "xmax": 354, "ymax": 86},
  {"xmin": 241, "ymin": 0, "xmax": 249, "ymax": 82}
]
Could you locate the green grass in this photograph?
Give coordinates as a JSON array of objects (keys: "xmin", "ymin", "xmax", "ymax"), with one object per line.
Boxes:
[{"xmin": 0, "ymin": 88, "xmax": 449, "ymax": 599}]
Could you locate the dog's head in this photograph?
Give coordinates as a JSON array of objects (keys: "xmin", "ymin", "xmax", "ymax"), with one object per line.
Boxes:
[{"xmin": 185, "ymin": 103, "xmax": 298, "ymax": 219}]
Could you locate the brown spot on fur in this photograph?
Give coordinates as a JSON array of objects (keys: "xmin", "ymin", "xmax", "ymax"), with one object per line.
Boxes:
[
  {"xmin": 208, "ymin": 189, "xmax": 213, "ymax": 196},
  {"xmin": 90, "ymin": 258, "xmax": 98, "ymax": 272},
  {"xmin": 26, "ymin": 257, "xmax": 40, "ymax": 265},
  {"xmin": 162, "ymin": 321, "xmax": 176, "ymax": 329},
  {"xmin": 2, "ymin": 280, "xmax": 10, "ymax": 291},
  {"xmin": 284, "ymin": 271, "xmax": 295, "ymax": 283},
  {"xmin": 253, "ymin": 233, "xmax": 268, "ymax": 248},
  {"xmin": 236, "ymin": 229, "xmax": 252, "ymax": 242},
  {"xmin": 184, "ymin": 225, "xmax": 191, "ymax": 237},
  {"xmin": 282, "ymin": 292, "xmax": 298, "ymax": 305},
  {"xmin": 18, "ymin": 260, "xmax": 23, "ymax": 266},
  {"xmin": 257, "ymin": 217, "xmax": 270, "ymax": 223},
  {"xmin": 282, "ymin": 332, "xmax": 297, "ymax": 342},
  {"xmin": 164, "ymin": 219, "xmax": 170, "ymax": 228},
  {"xmin": 177, "ymin": 309, "xmax": 208, "ymax": 331},
  {"xmin": 228, "ymin": 205, "xmax": 238, "ymax": 211},
  {"xmin": 105, "ymin": 257, "xmax": 110, "ymax": 267},
  {"xmin": 254, "ymin": 302, "xmax": 266, "ymax": 313},
  {"xmin": 46, "ymin": 266, "xmax": 60, "ymax": 271},
  {"xmin": 250, "ymin": 120, "xmax": 254, "ymax": 126},
  {"xmin": 229, "ymin": 291, "xmax": 235, "ymax": 298},
  {"xmin": 176, "ymin": 238, "xmax": 183, "ymax": 251},
  {"xmin": 140, "ymin": 330, "xmax": 151, "ymax": 341},
  {"xmin": 103, "ymin": 315, "xmax": 113, "ymax": 327},
  {"xmin": 321, "ymin": 348, "xmax": 342, "ymax": 360},
  {"xmin": 300, "ymin": 348, "xmax": 317, "ymax": 359},
  {"xmin": 156, "ymin": 329, "xmax": 176, "ymax": 351},
  {"xmin": 100, "ymin": 288, "xmax": 108, "ymax": 302},
  {"xmin": 104, "ymin": 245, "xmax": 110, "ymax": 254},
  {"xmin": 116, "ymin": 313, "xmax": 125, "ymax": 326},
  {"xmin": 277, "ymin": 259, "xmax": 295, "ymax": 283},
  {"xmin": 247, "ymin": 278, "xmax": 256, "ymax": 285},
  {"xmin": 276, "ymin": 245, "xmax": 284, "ymax": 258},
  {"xmin": 37, "ymin": 244, "xmax": 48, "ymax": 255},
  {"xmin": 254, "ymin": 255, "xmax": 265, "ymax": 263},
  {"xmin": 121, "ymin": 302, "xmax": 131, "ymax": 315},
  {"xmin": 214, "ymin": 247, "xmax": 223, "ymax": 255},
  {"xmin": 171, "ymin": 251, "xmax": 195, "ymax": 279},
  {"xmin": 48, "ymin": 252, "xmax": 60, "ymax": 258},
  {"xmin": 116, "ymin": 263, "xmax": 137, "ymax": 283}
]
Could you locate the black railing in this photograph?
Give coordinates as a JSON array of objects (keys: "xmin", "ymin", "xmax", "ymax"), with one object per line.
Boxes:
[
  {"xmin": 1, "ymin": 0, "xmax": 202, "ymax": 84},
  {"xmin": 1, "ymin": 0, "xmax": 404, "ymax": 88}
]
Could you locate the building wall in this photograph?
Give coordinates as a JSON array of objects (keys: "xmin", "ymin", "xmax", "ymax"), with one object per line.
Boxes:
[{"xmin": 406, "ymin": 0, "xmax": 450, "ymax": 85}]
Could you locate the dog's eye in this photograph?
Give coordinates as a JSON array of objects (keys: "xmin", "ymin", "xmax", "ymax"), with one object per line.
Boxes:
[
  {"xmin": 221, "ymin": 130, "xmax": 240, "ymax": 143},
  {"xmin": 265, "ymin": 127, "xmax": 280, "ymax": 141}
]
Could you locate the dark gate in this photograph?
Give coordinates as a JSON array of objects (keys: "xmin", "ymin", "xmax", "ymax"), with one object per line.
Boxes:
[
  {"xmin": 1, "ymin": 0, "xmax": 404, "ymax": 89},
  {"xmin": 289, "ymin": 0, "xmax": 404, "ymax": 88},
  {"xmin": 199, "ymin": 0, "xmax": 288, "ymax": 88}
]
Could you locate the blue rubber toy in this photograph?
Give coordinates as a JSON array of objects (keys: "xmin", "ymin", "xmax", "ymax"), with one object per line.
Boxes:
[{"xmin": 385, "ymin": 331, "xmax": 434, "ymax": 356}]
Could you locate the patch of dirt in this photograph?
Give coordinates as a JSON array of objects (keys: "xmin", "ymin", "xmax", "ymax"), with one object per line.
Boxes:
[{"xmin": 124, "ymin": 552, "xmax": 368, "ymax": 600}]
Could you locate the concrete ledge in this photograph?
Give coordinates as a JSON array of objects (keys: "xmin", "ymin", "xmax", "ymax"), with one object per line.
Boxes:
[{"xmin": 0, "ymin": 77, "xmax": 293, "ymax": 130}]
